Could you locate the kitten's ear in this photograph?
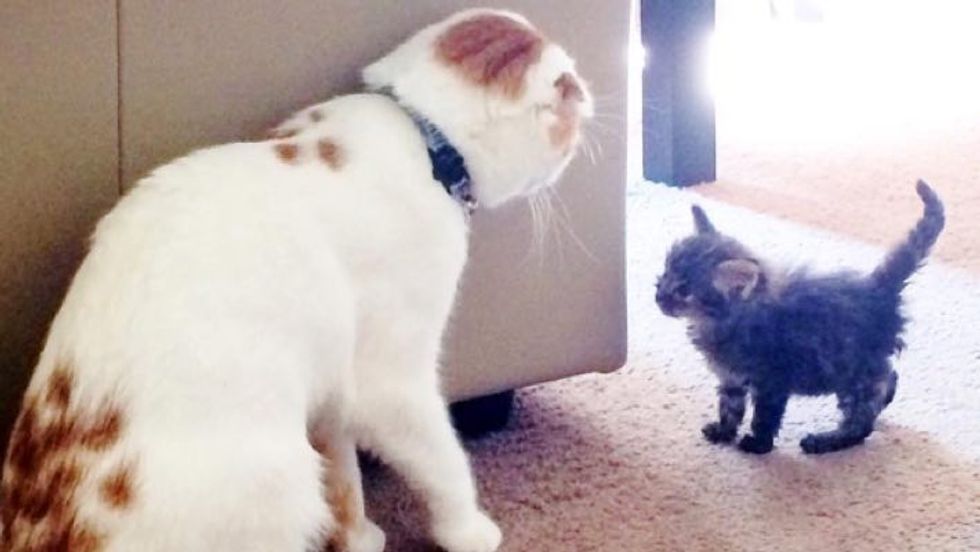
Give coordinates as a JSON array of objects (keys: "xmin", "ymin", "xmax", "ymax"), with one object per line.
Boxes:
[
  {"xmin": 692, "ymin": 205, "xmax": 716, "ymax": 235},
  {"xmin": 712, "ymin": 259, "xmax": 761, "ymax": 299}
]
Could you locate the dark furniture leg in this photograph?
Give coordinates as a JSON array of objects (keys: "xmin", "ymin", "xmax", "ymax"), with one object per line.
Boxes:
[
  {"xmin": 641, "ymin": 0, "xmax": 716, "ymax": 186},
  {"xmin": 450, "ymin": 390, "xmax": 515, "ymax": 439}
]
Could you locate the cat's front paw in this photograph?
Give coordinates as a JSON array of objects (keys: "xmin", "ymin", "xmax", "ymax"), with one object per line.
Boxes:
[
  {"xmin": 702, "ymin": 422, "xmax": 737, "ymax": 444},
  {"xmin": 433, "ymin": 510, "xmax": 502, "ymax": 552},
  {"xmin": 737, "ymin": 434, "xmax": 774, "ymax": 454}
]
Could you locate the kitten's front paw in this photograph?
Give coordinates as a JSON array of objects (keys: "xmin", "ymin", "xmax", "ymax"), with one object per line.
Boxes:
[
  {"xmin": 347, "ymin": 519, "xmax": 386, "ymax": 552},
  {"xmin": 702, "ymin": 422, "xmax": 737, "ymax": 444},
  {"xmin": 433, "ymin": 510, "xmax": 502, "ymax": 552},
  {"xmin": 737, "ymin": 434, "xmax": 774, "ymax": 454}
]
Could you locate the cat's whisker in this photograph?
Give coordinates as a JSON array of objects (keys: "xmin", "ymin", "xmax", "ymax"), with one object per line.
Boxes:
[
  {"xmin": 524, "ymin": 195, "xmax": 548, "ymax": 267},
  {"xmin": 589, "ymin": 89, "xmax": 626, "ymax": 102},
  {"xmin": 589, "ymin": 110, "xmax": 628, "ymax": 122},
  {"xmin": 525, "ymin": 196, "xmax": 539, "ymax": 264},
  {"xmin": 583, "ymin": 121, "xmax": 620, "ymax": 136},
  {"xmin": 551, "ymin": 191, "xmax": 599, "ymax": 264},
  {"xmin": 580, "ymin": 139, "xmax": 596, "ymax": 166},
  {"xmin": 543, "ymin": 188, "xmax": 566, "ymax": 268},
  {"xmin": 588, "ymin": 133, "xmax": 605, "ymax": 160},
  {"xmin": 579, "ymin": 133, "xmax": 601, "ymax": 166}
]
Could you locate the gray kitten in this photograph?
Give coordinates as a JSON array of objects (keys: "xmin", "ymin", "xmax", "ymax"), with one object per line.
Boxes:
[{"xmin": 656, "ymin": 181, "xmax": 944, "ymax": 454}]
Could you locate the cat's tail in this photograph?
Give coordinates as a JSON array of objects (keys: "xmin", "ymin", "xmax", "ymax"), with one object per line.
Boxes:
[{"xmin": 871, "ymin": 180, "xmax": 945, "ymax": 291}]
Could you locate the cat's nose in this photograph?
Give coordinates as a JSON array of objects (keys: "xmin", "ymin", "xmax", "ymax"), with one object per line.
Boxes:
[{"xmin": 555, "ymin": 72, "xmax": 584, "ymax": 103}]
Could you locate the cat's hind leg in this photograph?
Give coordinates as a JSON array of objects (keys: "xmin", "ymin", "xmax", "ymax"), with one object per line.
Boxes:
[{"xmin": 309, "ymin": 418, "xmax": 384, "ymax": 552}]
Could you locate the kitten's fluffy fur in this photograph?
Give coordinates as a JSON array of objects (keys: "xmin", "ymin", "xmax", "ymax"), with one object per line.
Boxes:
[
  {"xmin": 1, "ymin": 9, "xmax": 591, "ymax": 552},
  {"xmin": 656, "ymin": 181, "xmax": 944, "ymax": 455}
]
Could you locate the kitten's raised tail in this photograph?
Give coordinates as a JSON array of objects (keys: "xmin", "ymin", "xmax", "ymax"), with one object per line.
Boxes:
[{"xmin": 871, "ymin": 180, "xmax": 945, "ymax": 291}]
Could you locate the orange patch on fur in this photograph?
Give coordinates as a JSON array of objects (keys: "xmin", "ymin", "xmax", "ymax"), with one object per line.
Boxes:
[
  {"xmin": 274, "ymin": 142, "xmax": 300, "ymax": 163},
  {"xmin": 317, "ymin": 139, "xmax": 344, "ymax": 170},
  {"xmin": 325, "ymin": 478, "xmax": 356, "ymax": 551},
  {"xmin": 1, "ymin": 362, "xmax": 127, "ymax": 551},
  {"xmin": 45, "ymin": 366, "xmax": 73, "ymax": 409},
  {"xmin": 436, "ymin": 14, "xmax": 545, "ymax": 98},
  {"xmin": 99, "ymin": 463, "xmax": 135, "ymax": 510},
  {"xmin": 80, "ymin": 405, "xmax": 123, "ymax": 451},
  {"xmin": 314, "ymin": 439, "xmax": 358, "ymax": 552},
  {"xmin": 548, "ymin": 73, "xmax": 584, "ymax": 151}
]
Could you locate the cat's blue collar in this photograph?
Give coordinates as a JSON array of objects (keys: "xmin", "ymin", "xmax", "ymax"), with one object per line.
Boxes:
[{"xmin": 377, "ymin": 89, "xmax": 477, "ymax": 215}]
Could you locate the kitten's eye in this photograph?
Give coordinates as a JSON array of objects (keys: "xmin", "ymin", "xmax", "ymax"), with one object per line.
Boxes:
[{"xmin": 675, "ymin": 283, "xmax": 691, "ymax": 297}]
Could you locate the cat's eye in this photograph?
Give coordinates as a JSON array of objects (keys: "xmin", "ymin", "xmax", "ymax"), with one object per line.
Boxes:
[{"xmin": 676, "ymin": 283, "xmax": 691, "ymax": 297}]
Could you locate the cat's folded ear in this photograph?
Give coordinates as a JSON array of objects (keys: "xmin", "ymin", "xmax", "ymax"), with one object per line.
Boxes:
[
  {"xmin": 435, "ymin": 13, "xmax": 545, "ymax": 99},
  {"xmin": 692, "ymin": 205, "xmax": 716, "ymax": 235},
  {"xmin": 712, "ymin": 259, "xmax": 762, "ymax": 299}
]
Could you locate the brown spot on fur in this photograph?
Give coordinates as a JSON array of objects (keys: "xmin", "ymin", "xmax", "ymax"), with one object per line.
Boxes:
[
  {"xmin": 45, "ymin": 367, "xmax": 73, "ymax": 410},
  {"xmin": 7, "ymin": 398, "xmax": 41, "ymax": 474},
  {"xmin": 317, "ymin": 139, "xmax": 344, "ymax": 170},
  {"xmin": 99, "ymin": 463, "xmax": 135, "ymax": 510},
  {"xmin": 274, "ymin": 142, "xmax": 300, "ymax": 163},
  {"xmin": 80, "ymin": 405, "xmax": 122, "ymax": 451},
  {"xmin": 310, "ymin": 109, "xmax": 324, "ymax": 123},
  {"xmin": 1, "ymin": 364, "xmax": 125, "ymax": 551},
  {"xmin": 436, "ymin": 14, "xmax": 544, "ymax": 98}
]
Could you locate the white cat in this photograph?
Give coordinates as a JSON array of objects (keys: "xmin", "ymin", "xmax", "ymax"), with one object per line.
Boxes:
[{"xmin": 0, "ymin": 8, "xmax": 591, "ymax": 552}]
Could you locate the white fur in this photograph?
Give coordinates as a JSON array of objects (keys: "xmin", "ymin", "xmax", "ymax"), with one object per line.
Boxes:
[{"xmin": 5, "ymin": 9, "xmax": 590, "ymax": 552}]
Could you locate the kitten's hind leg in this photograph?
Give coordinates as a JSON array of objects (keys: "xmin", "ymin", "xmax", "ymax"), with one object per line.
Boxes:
[
  {"xmin": 879, "ymin": 369, "xmax": 898, "ymax": 411},
  {"xmin": 800, "ymin": 388, "xmax": 878, "ymax": 454},
  {"xmin": 737, "ymin": 389, "xmax": 789, "ymax": 454},
  {"xmin": 702, "ymin": 383, "xmax": 747, "ymax": 444}
]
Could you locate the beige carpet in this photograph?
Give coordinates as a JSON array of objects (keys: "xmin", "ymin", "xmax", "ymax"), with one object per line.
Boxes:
[{"xmin": 362, "ymin": 179, "xmax": 980, "ymax": 550}]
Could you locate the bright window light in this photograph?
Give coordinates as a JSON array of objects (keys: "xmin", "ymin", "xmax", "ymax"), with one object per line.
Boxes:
[{"xmin": 707, "ymin": 0, "xmax": 980, "ymax": 144}]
